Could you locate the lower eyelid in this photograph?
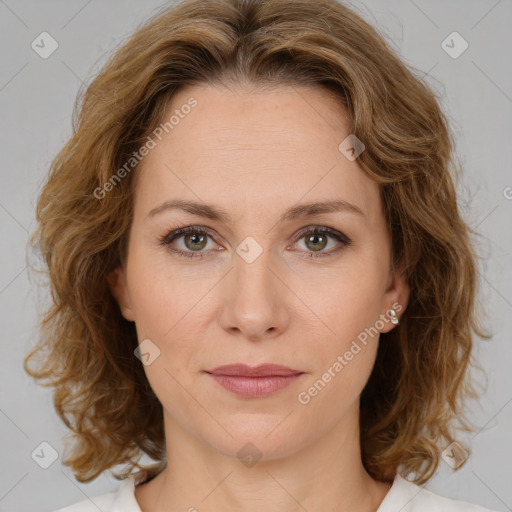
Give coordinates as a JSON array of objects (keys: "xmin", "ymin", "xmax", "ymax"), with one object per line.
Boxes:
[
  {"xmin": 162, "ymin": 227, "xmax": 350, "ymax": 258},
  {"xmin": 176, "ymin": 234, "xmax": 351, "ymax": 259}
]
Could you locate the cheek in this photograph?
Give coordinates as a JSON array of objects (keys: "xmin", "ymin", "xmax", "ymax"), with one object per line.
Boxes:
[
  {"xmin": 294, "ymin": 254, "xmax": 386, "ymax": 393},
  {"xmin": 297, "ymin": 253, "xmax": 386, "ymax": 341},
  {"xmin": 126, "ymin": 242, "xmax": 208, "ymax": 332},
  {"xmin": 296, "ymin": 340, "xmax": 378, "ymax": 435},
  {"xmin": 296, "ymin": 281, "xmax": 383, "ymax": 417}
]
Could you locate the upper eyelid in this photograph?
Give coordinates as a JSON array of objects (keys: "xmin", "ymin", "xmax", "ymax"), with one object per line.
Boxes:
[{"xmin": 164, "ymin": 224, "xmax": 349, "ymax": 246}]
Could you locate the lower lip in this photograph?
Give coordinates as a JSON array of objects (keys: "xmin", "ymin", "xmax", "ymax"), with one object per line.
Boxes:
[{"xmin": 206, "ymin": 373, "xmax": 304, "ymax": 398}]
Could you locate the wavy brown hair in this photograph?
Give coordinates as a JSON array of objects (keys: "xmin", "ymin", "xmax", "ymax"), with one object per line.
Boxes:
[{"xmin": 24, "ymin": 0, "xmax": 490, "ymax": 484}]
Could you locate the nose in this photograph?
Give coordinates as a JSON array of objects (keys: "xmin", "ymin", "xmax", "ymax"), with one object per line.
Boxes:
[{"xmin": 217, "ymin": 243, "xmax": 291, "ymax": 342}]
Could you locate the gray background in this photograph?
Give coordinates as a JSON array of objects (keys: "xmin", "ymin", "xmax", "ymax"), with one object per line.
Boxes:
[{"xmin": 0, "ymin": 0, "xmax": 511, "ymax": 511}]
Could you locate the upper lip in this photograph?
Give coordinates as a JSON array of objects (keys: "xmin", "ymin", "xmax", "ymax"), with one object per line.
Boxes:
[{"xmin": 206, "ymin": 364, "xmax": 303, "ymax": 377}]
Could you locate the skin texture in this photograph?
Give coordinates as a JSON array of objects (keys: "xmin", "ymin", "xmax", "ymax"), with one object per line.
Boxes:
[{"xmin": 108, "ymin": 83, "xmax": 410, "ymax": 512}]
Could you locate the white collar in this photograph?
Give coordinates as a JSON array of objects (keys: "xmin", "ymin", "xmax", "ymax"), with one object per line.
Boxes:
[
  {"xmin": 108, "ymin": 466, "xmax": 486, "ymax": 512},
  {"xmin": 111, "ymin": 461, "xmax": 166, "ymax": 512}
]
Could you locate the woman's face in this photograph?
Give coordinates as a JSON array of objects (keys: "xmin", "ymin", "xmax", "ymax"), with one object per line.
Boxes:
[{"xmin": 109, "ymin": 83, "xmax": 409, "ymax": 462}]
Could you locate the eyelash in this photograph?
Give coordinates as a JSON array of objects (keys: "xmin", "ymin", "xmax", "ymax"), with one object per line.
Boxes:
[{"xmin": 158, "ymin": 225, "xmax": 352, "ymax": 260}]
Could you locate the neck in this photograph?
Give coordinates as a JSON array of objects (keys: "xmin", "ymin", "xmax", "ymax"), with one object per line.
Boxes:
[{"xmin": 134, "ymin": 401, "xmax": 392, "ymax": 512}]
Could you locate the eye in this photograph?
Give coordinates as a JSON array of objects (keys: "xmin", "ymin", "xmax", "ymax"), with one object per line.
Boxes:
[
  {"xmin": 159, "ymin": 226, "xmax": 218, "ymax": 259},
  {"xmin": 291, "ymin": 226, "xmax": 352, "ymax": 259},
  {"xmin": 159, "ymin": 225, "xmax": 351, "ymax": 260}
]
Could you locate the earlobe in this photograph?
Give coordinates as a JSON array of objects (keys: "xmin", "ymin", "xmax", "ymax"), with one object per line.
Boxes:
[
  {"xmin": 381, "ymin": 267, "xmax": 410, "ymax": 333},
  {"xmin": 107, "ymin": 266, "xmax": 135, "ymax": 322}
]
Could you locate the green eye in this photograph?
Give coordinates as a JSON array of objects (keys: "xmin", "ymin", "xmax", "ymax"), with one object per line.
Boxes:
[{"xmin": 160, "ymin": 225, "xmax": 351, "ymax": 260}]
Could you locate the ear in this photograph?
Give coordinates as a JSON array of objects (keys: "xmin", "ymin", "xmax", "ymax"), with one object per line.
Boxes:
[
  {"xmin": 107, "ymin": 266, "xmax": 135, "ymax": 322},
  {"xmin": 380, "ymin": 265, "xmax": 410, "ymax": 334}
]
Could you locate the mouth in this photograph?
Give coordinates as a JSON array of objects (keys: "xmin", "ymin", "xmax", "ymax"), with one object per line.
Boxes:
[{"xmin": 204, "ymin": 364, "xmax": 305, "ymax": 398}]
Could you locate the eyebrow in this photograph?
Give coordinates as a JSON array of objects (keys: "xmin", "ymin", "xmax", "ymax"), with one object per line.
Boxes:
[{"xmin": 147, "ymin": 198, "xmax": 364, "ymax": 223}]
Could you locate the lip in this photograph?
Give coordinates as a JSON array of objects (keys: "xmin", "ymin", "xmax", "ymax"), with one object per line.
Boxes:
[
  {"xmin": 207, "ymin": 363, "xmax": 302, "ymax": 377},
  {"xmin": 205, "ymin": 364, "xmax": 305, "ymax": 398}
]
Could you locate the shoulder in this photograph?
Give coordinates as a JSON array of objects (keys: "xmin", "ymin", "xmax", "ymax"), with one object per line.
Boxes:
[
  {"xmin": 378, "ymin": 473, "xmax": 500, "ymax": 512},
  {"xmin": 52, "ymin": 479, "xmax": 132, "ymax": 512},
  {"xmin": 53, "ymin": 487, "xmax": 120, "ymax": 512},
  {"xmin": 52, "ymin": 462, "xmax": 166, "ymax": 512}
]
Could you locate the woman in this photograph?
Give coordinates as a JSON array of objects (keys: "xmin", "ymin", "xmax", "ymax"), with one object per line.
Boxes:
[{"xmin": 24, "ymin": 0, "xmax": 498, "ymax": 510}]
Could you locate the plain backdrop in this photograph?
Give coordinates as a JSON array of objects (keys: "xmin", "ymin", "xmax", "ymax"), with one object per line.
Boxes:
[{"xmin": 0, "ymin": 0, "xmax": 511, "ymax": 511}]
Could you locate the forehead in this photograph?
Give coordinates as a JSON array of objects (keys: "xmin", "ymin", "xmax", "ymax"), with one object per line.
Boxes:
[{"xmin": 134, "ymin": 83, "xmax": 381, "ymax": 225}]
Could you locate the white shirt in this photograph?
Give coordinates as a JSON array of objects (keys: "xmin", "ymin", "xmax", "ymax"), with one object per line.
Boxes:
[{"xmin": 54, "ymin": 463, "xmax": 499, "ymax": 512}]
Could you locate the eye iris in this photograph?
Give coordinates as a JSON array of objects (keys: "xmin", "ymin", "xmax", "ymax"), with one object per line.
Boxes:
[
  {"xmin": 184, "ymin": 232, "xmax": 207, "ymax": 251},
  {"xmin": 305, "ymin": 233, "xmax": 327, "ymax": 251}
]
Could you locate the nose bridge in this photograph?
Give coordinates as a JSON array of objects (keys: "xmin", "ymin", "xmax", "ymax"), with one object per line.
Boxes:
[
  {"xmin": 233, "ymin": 234, "xmax": 279, "ymax": 303},
  {"xmin": 219, "ymin": 234, "xmax": 288, "ymax": 339}
]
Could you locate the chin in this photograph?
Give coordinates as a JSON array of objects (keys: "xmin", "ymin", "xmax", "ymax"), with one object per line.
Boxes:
[{"xmin": 197, "ymin": 414, "xmax": 311, "ymax": 464}]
